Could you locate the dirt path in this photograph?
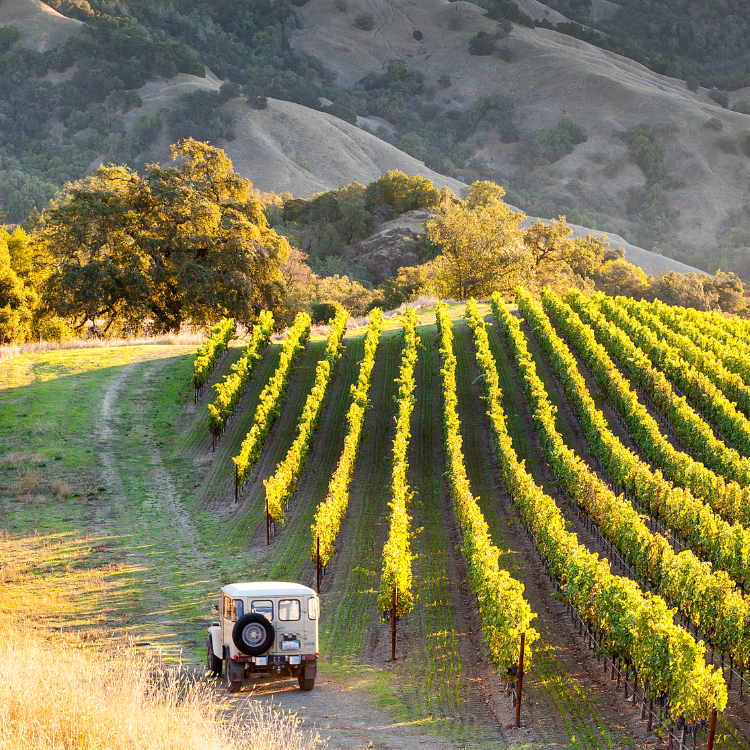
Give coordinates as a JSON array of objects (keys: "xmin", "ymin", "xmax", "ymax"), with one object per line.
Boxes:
[{"xmin": 94, "ymin": 356, "xmax": 220, "ymax": 657}]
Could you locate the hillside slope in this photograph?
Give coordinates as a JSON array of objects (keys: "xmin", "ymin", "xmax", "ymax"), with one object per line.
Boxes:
[
  {"xmin": 221, "ymin": 98, "xmax": 466, "ymax": 197},
  {"xmin": 0, "ymin": 0, "xmax": 81, "ymax": 52},
  {"xmin": 291, "ymin": 0, "xmax": 750, "ymax": 266}
]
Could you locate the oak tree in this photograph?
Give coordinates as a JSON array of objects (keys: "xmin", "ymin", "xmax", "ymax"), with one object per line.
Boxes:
[
  {"xmin": 427, "ymin": 182, "xmax": 531, "ymax": 299},
  {"xmin": 38, "ymin": 139, "xmax": 290, "ymax": 334}
]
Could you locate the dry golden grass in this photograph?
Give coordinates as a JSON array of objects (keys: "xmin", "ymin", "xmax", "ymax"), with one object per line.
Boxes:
[
  {"xmin": 0, "ymin": 625, "xmax": 322, "ymax": 750},
  {"xmin": 0, "ymin": 532, "xmax": 112, "ymax": 630},
  {"xmin": 0, "ymin": 331, "xmax": 207, "ymax": 363},
  {"xmin": 51, "ymin": 480, "xmax": 73, "ymax": 501},
  {"xmin": 13, "ymin": 469, "xmax": 39, "ymax": 497}
]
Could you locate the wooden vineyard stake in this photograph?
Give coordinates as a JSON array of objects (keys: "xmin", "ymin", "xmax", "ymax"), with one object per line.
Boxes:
[
  {"xmin": 391, "ymin": 585, "xmax": 397, "ymax": 662},
  {"xmin": 266, "ymin": 496, "xmax": 270, "ymax": 546},
  {"xmin": 707, "ymin": 709, "xmax": 717, "ymax": 750},
  {"xmin": 234, "ymin": 464, "xmax": 238, "ymax": 504},
  {"xmin": 316, "ymin": 535, "xmax": 321, "ymax": 594},
  {"xmin": 515, "ymin": 632, "xmax": 525, "ymax": 728},
  {"xmin": 211, "ymin": 426, "xmax": 215, "ymax": 453}
]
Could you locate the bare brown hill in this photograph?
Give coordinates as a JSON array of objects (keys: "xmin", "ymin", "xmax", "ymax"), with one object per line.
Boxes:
[
  {"xmin": 2, "ymin": 0, "xmax": 709, "ymax": 278},
  {"xmin": 291, "ymin": 0, "xmax": 750, "ymax": 254},
  {"xmin": 0, "ymin": 0, "xmax": 81, "ymax": 52},
  {"xmin": 221, "ymin": 98, "xmax": 466, "ymax": 197}
]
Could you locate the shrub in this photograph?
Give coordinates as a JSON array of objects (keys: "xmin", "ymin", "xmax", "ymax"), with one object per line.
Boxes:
[
  {"xmin": 438, "ymin": 73, "xmax": 451, "ymax": 88},
  {"xmin": 247, "ymin": 95, "xmax": 268, "ymax": 110},
  {"xmin": 413, "ymin": 29, "xmax": 423, "ymax": 41},
  {"xmin": 334, "ymin": 0, "xmax": 348, "ymax": 10},
  {"xmin": 716, "ymin": 135, "xmax": 737, "ymax": 154},
  {"xmin": 38, "ymin": 317, "xmax": 74, "ymax": 342},
  {"xmin": 622, "ymin": 122, "xmax": 667, "ymax": 184},
  {"xmin": 353, "ymin": 13, "xmax": 376, "ymax": 30},
  {"xmin": 469, "ymin": 31, "xmax": 496, "ymax": 56},
  {"xmin": 364, "ymin": 170, "xmax": 440, "ymax": 214},
  {"xmin": 709, "ymin": 88, "xmax": 729, "ymax": 108},
  {"xmin": 0, "ymin": 25, "xmax": 20, "ymax": 53},
  {"xmin": 218, "ymin": 81, "xmax": 241, "ymax": 102},
  {"xmin": 130, "ymin": 112, "xmax": 161, "ymax": 155},
  {"xmin": 310, "ymin": 300, "xmax": 346, "ymax": 324},
  {"xmin": 703, "ymin": 117, "xmax": 723, "ymax": 131},
  {"xmin": 732, "ymin": 100, "xmax": 750, "ymax": 115},
  {"xmin": 517, "ymin": 117, "xmax": 588, "ymax": 167}
]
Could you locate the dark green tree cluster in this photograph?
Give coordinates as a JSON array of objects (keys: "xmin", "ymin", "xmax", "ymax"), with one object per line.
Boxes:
[
  {"xmin": 279, "ymin": 171, "xmax": 440, "ymax": 281},
  {"xmin": 516, "ymin": 117, "xmax": 588, "ymax": 168},
  {"xmin": 337, "ymin": 61, "xmax": 518, "ymax": 177},
  {"xmin": 0, "ymin": 0, "xmax": 331, "ymax": 222},
  {"xmin": 621, "ymin": 123, "xmax": 680, "ymax": 246}
]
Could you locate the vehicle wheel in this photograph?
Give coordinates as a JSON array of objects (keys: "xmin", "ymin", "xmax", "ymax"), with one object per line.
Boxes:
[
  {"xmin": 232, "ymin": 613, "xmax": 275, "ymax": 656},
  {"xmin": 206, "ymin": 638, "xmax": 222, "ymax": 677},
  {"xmin": 224, "ymin": 649, "xmax": 242, "ymax": 693},
  {"xmin": 298, "ymin": 676, "xmax": 315, "ymax": 691}
]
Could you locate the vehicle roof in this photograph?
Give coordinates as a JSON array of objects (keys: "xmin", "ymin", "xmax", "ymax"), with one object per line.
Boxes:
[{"xmin": 221, "ymin": 581, "xmax": 316, "ymax": 597}]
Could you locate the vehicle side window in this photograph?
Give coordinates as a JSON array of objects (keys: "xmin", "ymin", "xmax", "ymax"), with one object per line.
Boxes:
[
  {"xmin": 307, "ymin": 597, "xmax": 318, "ymax": 620},
  {"xmin": 223, "ymin": 596, "xmax": 232, "ymax": 619},
  {"xmin": 251, "ymin": 600, "xmax": 273, "ymax": 621},
  {"xmin": 233, "ymin": 599, "xmax": 244, "ymax": 620},
  {"xmin": 278, "ymin": 599, "xmax": 300, "ymax": 621}
]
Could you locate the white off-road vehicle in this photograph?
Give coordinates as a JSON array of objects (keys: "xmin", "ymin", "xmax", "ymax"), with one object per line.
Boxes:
[{"xmin": 206, "ymin": 581, "xmax": 319, "ymax": 692}]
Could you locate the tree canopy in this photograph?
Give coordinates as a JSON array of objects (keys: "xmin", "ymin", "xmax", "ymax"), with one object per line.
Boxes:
[
  {"xmin": 38, "ymin": 139, "xmax": 290, "ymax": 334},
  {"xmin": 427, "ymin": 183, "xmax": 531, "ymax": 299}
]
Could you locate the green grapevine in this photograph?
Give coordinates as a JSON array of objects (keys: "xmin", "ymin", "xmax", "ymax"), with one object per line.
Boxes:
[
  {"xmin": 265, "ymin": 310, "xmax": 348, "ymax": 522},
  {"xmin": 599, "ymin": 295, "xmax": 750, "ymax": 457},
  {"xmin": 378, "ymin": 308, "xmax": 419, "ymax": 618},
  {"xmin": 466, "ymin": 297, "xmax": 726, "ymax": 722},
  {"xmin": 639, "ymin": 299, "xmax": 750, "ymax": 387},
  {"xmin": 437, "ymin": 301, "xmax": 539, "ymax": 676},
  {"xmin": 566, "ymin": 290, "xmax": 750, "ymax": 488},
  {"xmin": 624, "ymin": 298, "xmax": 750, "ymax": 404},
  {"xmin": 194, "ymin": 318, "xmax": 234, "ymax": 390},
  {"xmin": 521, "ymin": 288, "xmax": 750, "ymax": 591},
  {"xmin": 208, "ymin": 311, "xmax": 274, "ymax": 434},
  {"xmin": 544, "ymin": 290, "xmax": 750, "ymax": 527},
  {"xmin": 492, "ymin": 293, "xmax": 750, "ymax": 674},
  {"xmin": 310, "ymin": 309, "xmax": 383, "ymax": 566},
  {"xmin": 232, "ymin": 312, "xmax": 311, "ymax": 486}
]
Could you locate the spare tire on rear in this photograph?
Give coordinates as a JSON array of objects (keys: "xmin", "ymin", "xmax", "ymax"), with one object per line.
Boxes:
[{"xmin": 233, "ymin": 613, "xmax": 275, "ymax": 656}]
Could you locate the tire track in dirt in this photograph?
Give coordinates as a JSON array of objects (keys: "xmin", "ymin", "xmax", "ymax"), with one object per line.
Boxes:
[{"xmin": 97, "ymin": 358, "xmax": 215, "ymax": 656}]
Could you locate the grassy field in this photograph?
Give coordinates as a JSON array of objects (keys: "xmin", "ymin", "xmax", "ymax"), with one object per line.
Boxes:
[{"xmin": 3, "ymin": 303, "xmax": 745, "ymax": 749}]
